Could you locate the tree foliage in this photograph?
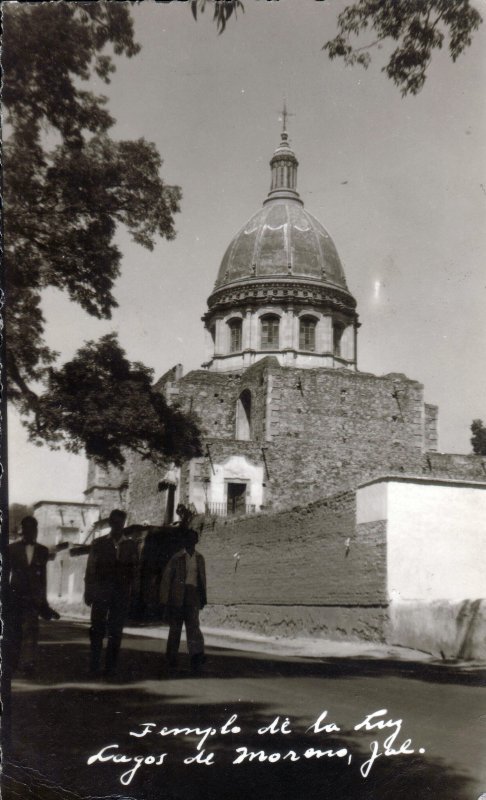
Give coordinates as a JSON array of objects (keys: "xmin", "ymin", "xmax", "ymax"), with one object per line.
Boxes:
[
  {"xmin": 324, "ymin": 0, "xmax": 482, "ymax": 96},
  {"xmin": 4, "ymin": 3, "xmax": 201, "ymax": 467},
  {"xmin": 470, "ymin": 419, "xmax": 486, "ymax": 456},
  {"xmin": 190, "ymin": 0, "xmax": 244, "ymax": 33},
  {"xmin": 188, "ymin": 0, "xmax": 481, "ymax": 96},
  {"xmin": 32, "ymin": 335, "xmax": 202, "ymax": 469}
]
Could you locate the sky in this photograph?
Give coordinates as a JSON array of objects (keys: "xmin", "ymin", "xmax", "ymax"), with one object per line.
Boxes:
[{"xmin": 8, "ymin": 0, "xmax": 486, "ymax": 506}]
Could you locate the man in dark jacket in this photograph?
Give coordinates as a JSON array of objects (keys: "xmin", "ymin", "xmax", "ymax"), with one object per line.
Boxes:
[
  {"xmin": 160, "ymin": 528, "xmax": 207, "ymax": 673},
  {"xmin": 8, "ymin": 516, "xmax": 59, "ymax": 676},
  {"xmin": 84, "ymin": 509, "xmax": 138, "ymax": 678}
]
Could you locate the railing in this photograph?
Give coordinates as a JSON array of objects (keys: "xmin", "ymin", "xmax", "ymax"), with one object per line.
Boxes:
[{"xmin": 205, "ymin": 502, "xmax": 257, "ymax": 518}]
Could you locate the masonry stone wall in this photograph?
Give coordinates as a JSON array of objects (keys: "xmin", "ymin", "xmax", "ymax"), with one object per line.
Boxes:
[
  {"xmin": 424, "ymin": 404, "xmax": 439, "ymax": 452},
  {"xmin": 201, "ymin": 605, "xmax": 388, "ymax": 641},
  {"xmin": 47, "ymin": 489, "xmax": 389, "ymax": 642},
  {"xmin": 155, "ymin": 360, "xmax": 435, "ymax": 513},
  {"xmin": 420, "ymin": 452, "xmax": 486, "ymax": 482},
  {"xmin": 84, "ymin": 462, "xmax": 128, "ymax": 518},
  {"xmin": 124, "ymin": 451, "xmax": 172, "ymax": 526},
  {"xmin": 172, "ymin": 363, "xmax": 269, "ymax": 442},
  {"xmin": 167, "ymin": 370, "xmax": 247, "ymax": 439},
  {"xmin": 262, "ymin": 365, "xmax": 429, "ymax": 509},
  {"xmin": 196, "ymin": 491, "xmax": 387, "ymax": 640},
  {"xmin": 120, "ymin": 359, "xmax": 486, "ymax": 521},
  {"xmin": 112, "ymin": 358, "xmax": 486, "ymax": 648}
]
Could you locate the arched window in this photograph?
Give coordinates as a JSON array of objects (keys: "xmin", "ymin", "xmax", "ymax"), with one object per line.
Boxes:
[
  {"xmin": 236, "ymin": 390, "xmax": 252, "ymax": 440},
  {"xmin": 299, "ymin": 316, "xmax": 317, "ymax": 352},
  {"xmin": 333, "ymin": 322, "xmax": 344, "ymax": 357},
  {"xmin": 260, "ymin": 315, "xmax": 280, "ymax": 350},
  {"xmin": 227, "ymin": 318, "xmax": 242, "ymax": 353}
]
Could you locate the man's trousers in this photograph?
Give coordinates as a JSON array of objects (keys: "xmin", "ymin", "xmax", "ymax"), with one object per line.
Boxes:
[
  {"xmin": 9, "ymin": 606, "xmax": 39, "ymax": 673},
  {"xmin": 89, "ymin": 596, "xmax": 129, "ymax": 675},
  {"xmin": 166, "ymin": 586, "xmax": 204, "ymax": 666}
]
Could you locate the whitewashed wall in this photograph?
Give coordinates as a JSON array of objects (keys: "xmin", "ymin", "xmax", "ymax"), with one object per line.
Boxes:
[
  {"xmin": 209, "ymin": 455, "xmax": 264, "ymax": 509},
  {"xmin": 357, "ymin": 479, "xmax": 486, "ymax": 601},
  {"xmin": 386, "ymin": 481, "xmax": 486, "ymax": 602},
  {"xmin": 357, "ymin": 478, "xmax": 486, "ymax": 658}
]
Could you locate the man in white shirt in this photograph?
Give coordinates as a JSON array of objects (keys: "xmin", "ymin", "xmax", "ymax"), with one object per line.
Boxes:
[{"xmin": 160, "ymin": 529, "xmax": 207, "ymax": 673}]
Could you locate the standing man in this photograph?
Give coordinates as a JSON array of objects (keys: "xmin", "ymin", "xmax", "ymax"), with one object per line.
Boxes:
[
  {"xmin": 84, "ymin": 509, "xmax": 138, "ymax": 679},
  {"xmin": 8, "ymin": 516, "xmax": 59, "ymax": 677},
  {"xmin": 160, "ymin": 528, "xmax": 207, "ymax": 673}
]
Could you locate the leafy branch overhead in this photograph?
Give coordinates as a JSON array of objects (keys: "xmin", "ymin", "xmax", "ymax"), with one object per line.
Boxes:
[
  {"xmin": 3, "ymin": 3, "xmax": 197, "ymax": 467},
  {"xmin": 324, "ymin": 0, "xmax": 482, "ymax": 96},
  {"xmin": 32, "ymin": 336, "xmax": 202, "ymax": 469},
  {"xmin": 190, "ymin": 0, "xmax": 481, "ymax": 96},
  {"xmin": 191, "ymin": 0, "xmax": 244, "ymax": 34}
]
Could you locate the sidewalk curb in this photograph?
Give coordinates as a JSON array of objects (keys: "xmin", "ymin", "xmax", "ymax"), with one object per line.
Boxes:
[{"xmin": 58, "ymin": 615, "xmax": 486, "ymax": 668}]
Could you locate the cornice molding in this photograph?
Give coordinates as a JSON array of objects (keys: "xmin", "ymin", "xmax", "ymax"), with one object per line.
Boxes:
[{"xmin": 205, "ymin": 279, "xmax": 357, "ymax": 319}]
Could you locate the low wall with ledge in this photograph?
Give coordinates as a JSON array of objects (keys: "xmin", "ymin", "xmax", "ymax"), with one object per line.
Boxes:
[{"xmin": 357, "ymin": 477, "xmax": 486, "ymax": 658}]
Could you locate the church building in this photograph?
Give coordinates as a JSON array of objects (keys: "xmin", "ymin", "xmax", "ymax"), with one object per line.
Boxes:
[
  {"xmin": 119, "ymin": 121, "xmax": 469, "ymax": 524},
  {"xmin": 38, "ymin": 121, "xmax": 486, "ymax": 658}
]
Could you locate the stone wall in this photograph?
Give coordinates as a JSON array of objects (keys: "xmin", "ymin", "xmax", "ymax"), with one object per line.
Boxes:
[
  {"xmin": 122, "ymin": 359, "xmax": 486, "ymax": 522},
  {"xmin": 261, "ymin": 365, "xmax": 428, "ymax": 509},
  {"xmin": 84, "ymin": 461, "xmax": 128, "ymax": 518},
  {"xmin": 47, "ymin": 489, "xmax": 389, "ymax": 643},
  {"xmin": 197, "ymin": 490, "xmax": 388, "ymax": 641},
  {"xmin": 166, "ymin": 369, "xmax": 249, "ymax": 439},
  {"xmin": 420, "ymin": 452, "xmax": 486, "ymax": 482},
  {"xmin": 145, "ymin": 359, "xmax": 440, "ymax": 515},
  {"xmin": 424, "ymin": 404, "xmax": 439, "ymax": 452},
  {"xmin": 124, "ymin": 451, "xmax": 173, "ymax": 526},
  {"xmin": 201, "ymin": 605, "xmax": 388, "ymax": 642}
]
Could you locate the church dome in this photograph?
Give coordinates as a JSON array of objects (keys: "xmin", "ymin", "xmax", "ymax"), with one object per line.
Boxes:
[
  {"xmin": 203, "ymin": 114, "xmax": 358, "ymax": 374},
  {"xmin": 215, "ymin": 200, "xmax": 348, "ymax": 291}
]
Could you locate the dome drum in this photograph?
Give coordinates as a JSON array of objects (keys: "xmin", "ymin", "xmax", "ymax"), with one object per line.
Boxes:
[{"xmin": 203, "ymin": 304, "xmax": 357, "ymax": 373}]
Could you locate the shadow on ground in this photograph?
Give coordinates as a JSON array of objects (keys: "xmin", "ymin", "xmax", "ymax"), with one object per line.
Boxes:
[
  {"xmin": 2, "ymin": 621, "xmax": 482, "ymax": 800},
  {"xmin": 8, "ymin": 620, "xmax": 486, "ymax": 687}
]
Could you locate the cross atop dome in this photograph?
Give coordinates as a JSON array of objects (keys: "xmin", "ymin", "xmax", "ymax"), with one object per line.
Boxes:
[
  {"xmin": 279, "ymin": 99, "xmax": 294, "ymax": 135},
  {"xmin": 266, "ymin": 104, "xmax": 300, "ymax": 204}
]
